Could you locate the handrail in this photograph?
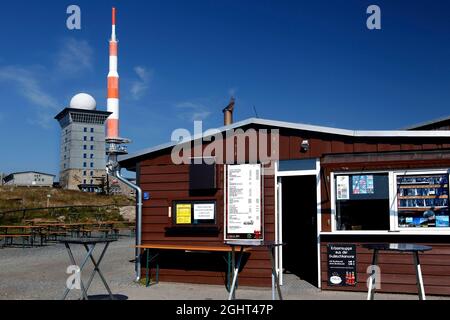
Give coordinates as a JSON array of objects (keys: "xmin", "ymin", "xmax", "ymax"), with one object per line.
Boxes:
[{"xmin": 0, "ymin": 204, "xmax": 132, "ymax": 216}]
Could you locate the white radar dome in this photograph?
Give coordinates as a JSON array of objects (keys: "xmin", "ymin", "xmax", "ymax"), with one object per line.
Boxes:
[{"xmin": 70, "ymin": 93, "xmax": 97, "ymax": 111}]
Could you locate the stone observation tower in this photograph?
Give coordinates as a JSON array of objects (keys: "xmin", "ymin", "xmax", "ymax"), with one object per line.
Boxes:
[{"xmin": 55, "ymin": 93, "xmax": 111, "ymax": 192}]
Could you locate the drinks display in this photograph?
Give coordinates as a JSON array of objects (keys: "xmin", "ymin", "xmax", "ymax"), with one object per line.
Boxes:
[{"xmin": 397, "ymin": 174, "xmax": 450, "ymax": 228}]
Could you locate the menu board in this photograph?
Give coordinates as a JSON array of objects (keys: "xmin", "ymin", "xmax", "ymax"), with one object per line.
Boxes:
[
  {"xmin": 327, "ymin": 244, "xmax": 357, "ymax": 287},
  {"xmin": 226, "ymin": 164, "xmax": 263, "ymax": 240}
]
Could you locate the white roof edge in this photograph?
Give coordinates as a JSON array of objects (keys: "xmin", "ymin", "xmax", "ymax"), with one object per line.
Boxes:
[{"xmin": 119, "ymin": 118, "xmax": 450, "ymax": 164}]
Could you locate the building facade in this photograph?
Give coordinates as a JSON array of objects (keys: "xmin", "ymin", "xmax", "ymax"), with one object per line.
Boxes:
[
  {"xmin": 55, "ymin": 105, "xmax": 111, "ymax": 191},
  {"xmin": 3, "ymin": 171, "xmax": 55, "ymax": 187},
  {"xmin": 119, "ymin": 117, "xmax": 450, "ymax": 296}
]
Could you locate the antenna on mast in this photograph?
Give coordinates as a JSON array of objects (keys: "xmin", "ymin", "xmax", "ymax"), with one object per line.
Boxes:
[{"xmin": 253, "ymin": 105, "xmax": 259, "ymax": 118}]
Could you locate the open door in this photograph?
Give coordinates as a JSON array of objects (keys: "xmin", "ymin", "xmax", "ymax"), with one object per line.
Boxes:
[{"xmin": 280, "ymin": 175, "xmax": 318, "ymax": 287}]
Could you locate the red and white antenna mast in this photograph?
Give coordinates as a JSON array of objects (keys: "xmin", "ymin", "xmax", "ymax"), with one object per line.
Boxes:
[{"xmin": 106, "ymin": 7, "xmax": 130, "ymax": 165}]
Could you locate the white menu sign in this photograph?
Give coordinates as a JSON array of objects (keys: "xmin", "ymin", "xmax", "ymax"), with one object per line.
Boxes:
[
  {"xmin": 226, "ymin": 164, "xmax": 262, "ymax": 240},
  {"xmin": 194, "ymin": 203, "xmax": 215, "ymax": 220}
]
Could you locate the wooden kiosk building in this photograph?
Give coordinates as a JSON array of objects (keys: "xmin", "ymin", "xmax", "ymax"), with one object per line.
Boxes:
[{"xmin": 119, "ymin": 116, "xmax": 450, "ymax": 296}]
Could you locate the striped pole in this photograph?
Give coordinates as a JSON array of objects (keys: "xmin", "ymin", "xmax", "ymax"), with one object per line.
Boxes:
[{"xmin": 107, "ymin": 7, "xmax": 119, "ymax": 139}]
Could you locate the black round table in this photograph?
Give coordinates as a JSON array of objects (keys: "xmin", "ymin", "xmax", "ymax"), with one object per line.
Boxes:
[{"xmin": 363, "ymin": 243, "xmax": 432, "ymax": 300}]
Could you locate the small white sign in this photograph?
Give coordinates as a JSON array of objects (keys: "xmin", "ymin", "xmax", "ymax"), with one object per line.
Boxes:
[
  {"xmin": 337, "ymin": 176, "xmax": 350, "ymax": 200},
  {"xmin": 194, "ymin": 203, "xmax": 215, "ymax": 220}
]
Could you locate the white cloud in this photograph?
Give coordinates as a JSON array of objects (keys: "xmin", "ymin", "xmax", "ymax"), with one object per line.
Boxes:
[
  {"xmin": 176, "ymin": 102, "xmax": 212, "ymax": 122},
  {"xmin": 0, "ymin": 38, "xmax": 97, "ymax": 129},
  {"xmin": 0, "ymin": 66, "xmax": 59, "ymax": 110},
  {"xmin": 130, "ymin": 66, "xmax": 152, "ymax": 100},
  {"xmin": 56, "ymin": 38, "xmax": 93, "ymax": 76},
  {"xmin": 0, "ymin": 66, "xmax": 60, "ymax": 128}
]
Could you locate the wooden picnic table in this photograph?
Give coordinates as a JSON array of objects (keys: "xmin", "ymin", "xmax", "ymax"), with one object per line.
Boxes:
[
  {"xmin": 0, "ymin": 226, "xmax": 37, "ymax": 248},
  {"xmin": 136, "ymin": 244, "xmax": 252, "ymax": 290},
  {"xmin": 34, "ymin": 223, "xmax": 68, "ymax": 227},
  {"xmin": 24, "ymin": 220, "xmax": 60, "ymax": 226},
  {"xmin": 0, "ymin": 225, "xmax": 37, "ymax": 233}
]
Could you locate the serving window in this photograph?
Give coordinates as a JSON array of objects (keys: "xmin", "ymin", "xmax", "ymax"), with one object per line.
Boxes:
[
  {"xmin": 332, "ymin": 169, "xmax": 450, "ymax": 233},
  {"xmin": 335, "ymin": 173, "xmax": 390, "ymax": 231}
]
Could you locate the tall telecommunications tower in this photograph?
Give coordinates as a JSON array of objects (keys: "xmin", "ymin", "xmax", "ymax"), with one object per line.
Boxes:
[{"xmin": 106, "ymin": 7, "xmax": 130, "ymax": 171}]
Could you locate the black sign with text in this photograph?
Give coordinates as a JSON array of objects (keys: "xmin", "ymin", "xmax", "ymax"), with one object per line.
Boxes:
[{"xmin": 327, "ymin": 244, "xmax": 357, "ymax": 287}]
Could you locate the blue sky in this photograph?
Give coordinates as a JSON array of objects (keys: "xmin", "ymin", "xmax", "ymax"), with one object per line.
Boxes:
[{"xmin": 1, "ymin": 0, "xmax": 450, "ymax": 176}]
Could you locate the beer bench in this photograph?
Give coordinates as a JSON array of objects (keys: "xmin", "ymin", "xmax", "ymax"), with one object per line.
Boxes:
[
  {"xmin": 136, "ymin": 244, "xmax": 252, "ymax": 291},
  {"xmin": 2, "ymin": 234, "xmax": 34, "ymax": 248},
  {"xmin": 113, "ymin": 227, "xmax": 135, "ymax": 237},
  {"xmin": 0, "ymin": 226, "xmax": 35, "ymax": 248}
]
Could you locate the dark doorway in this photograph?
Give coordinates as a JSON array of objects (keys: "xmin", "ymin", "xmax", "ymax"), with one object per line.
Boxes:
[{"xmin": 281, "ymin": 175, "xmax": 318, "ymax": 287}]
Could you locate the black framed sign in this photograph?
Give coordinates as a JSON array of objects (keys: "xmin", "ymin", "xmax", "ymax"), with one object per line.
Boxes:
[
  {"xmin": 327, "ymin": 244, "xmax": 357, "ymax": 287},
  {"xmin": 172, "ymin": 200, "xmax": 217, "ymax": 226}
]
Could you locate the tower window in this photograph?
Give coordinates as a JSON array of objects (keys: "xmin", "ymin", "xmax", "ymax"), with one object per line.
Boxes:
[
  {"xmin": 84, "ymin": 136, "xmax": 87, "ymax": 141},
  {"xmin": 83, "ymin": 145, "xmax": 87, "ymax": 150},
  {"xmin": 90, "ymin": 137, "xmax": 94, "ymax": 142},
  {"xmin": 90, "ymin": 171, "xmax": 94, "ymax": 176},
  {"xmin": 90, "ymin": 154, "xmax": 94, "ymax": 159},
  {"xmin": 83, "ymin": 162, "xmax": 87, "ymax": 168},
  {"xmin": 84, "ymin": 128, "xmax": 87, "ymax": 132},
  {"xmin": 91, "ymin": 128, "xmax": 94, "ymax": 133},
  {"xmin": 83, "ymin": 171, "xmax": 87, "ymax": 176},
  {"xmin": 90, "ymin": 145, "xmax": 94, "ymax": 150},
  {"xmin": 90, "ymin": 163, "xmax": 94, "ymax": 168},
  {"xmin": 83, "ymin": 154, "xmax": 87, "ymax": 159}
]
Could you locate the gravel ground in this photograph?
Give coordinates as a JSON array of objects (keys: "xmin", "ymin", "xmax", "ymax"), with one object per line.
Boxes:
[{"xmin": 1, "ymin": 237, "xmax": 449, "ymax": 300}]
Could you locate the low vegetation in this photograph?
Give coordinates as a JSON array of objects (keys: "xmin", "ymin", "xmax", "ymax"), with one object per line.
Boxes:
[{"xmin": 0, "ymin": 186, "xmax": 135, "ymax": 225}]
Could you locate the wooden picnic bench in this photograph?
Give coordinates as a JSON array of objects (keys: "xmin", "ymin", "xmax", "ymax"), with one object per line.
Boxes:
[
  {"xmin": 113, "ymin": 224, "xmax": 136, "ymax": 237},
  {"xmin": 0, "ymin": 226, "xmax": 36, "ymax": 248},
  {"xmin": 136, "ymin": 244, "xmax": 252, "ymax": 290},
  {"xmin": 34, "ymin": 224, "xmax": 68, "ymax": 242}
]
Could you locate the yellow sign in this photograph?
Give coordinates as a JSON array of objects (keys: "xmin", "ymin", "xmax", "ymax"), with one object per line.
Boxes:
[{"xmin": 176, "ymin": 204, "xmax": 192, "ymax": 224}]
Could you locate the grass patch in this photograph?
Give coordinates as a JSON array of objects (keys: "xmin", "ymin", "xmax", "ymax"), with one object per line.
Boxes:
[{"xmin": 0, "ymin": 186, "xmax": 135, "ymax": 225}]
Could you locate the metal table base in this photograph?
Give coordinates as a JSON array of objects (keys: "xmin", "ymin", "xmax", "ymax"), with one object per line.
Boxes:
[
  {"xmin": 364, "ymin": 243, "xmax": 432, "ymax": 301},
  {"xmin": 61, "ymin": 238, "xmax": 117, "ymax": 300},
  {"xmin": 226, "ymin": 241, "xmax": 284, "ymax": 301}
]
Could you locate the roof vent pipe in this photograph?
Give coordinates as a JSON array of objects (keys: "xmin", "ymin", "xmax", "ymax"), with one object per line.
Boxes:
[
  {"xmin": 106, "ymin": 161, "xmax": 143, "ymax": 282},
  {"xmin": 223, "ymin": 97, "xmax": 236, "ymax": 126}
]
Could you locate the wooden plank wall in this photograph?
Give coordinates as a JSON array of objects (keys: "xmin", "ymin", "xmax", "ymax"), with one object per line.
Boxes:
[
  {"xmin": 139, "ymin": 153, "xmax": 275, "ymax": 287},
  {"xmin": 321, "ymin": 241, "xmax": 450, "ymax": 296}
]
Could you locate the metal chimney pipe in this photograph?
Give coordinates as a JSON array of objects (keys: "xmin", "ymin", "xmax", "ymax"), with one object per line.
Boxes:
[
  {"xmin": 224, "ymin": 110, "xmax": 233, "ymax": 126},
  {"xmin": 223, "ymin": 97, "xmax": 236, "ymax": 126},
  {"xmin": 107, "ymin": 162, "xmax": 143, "ymax": 282}
]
